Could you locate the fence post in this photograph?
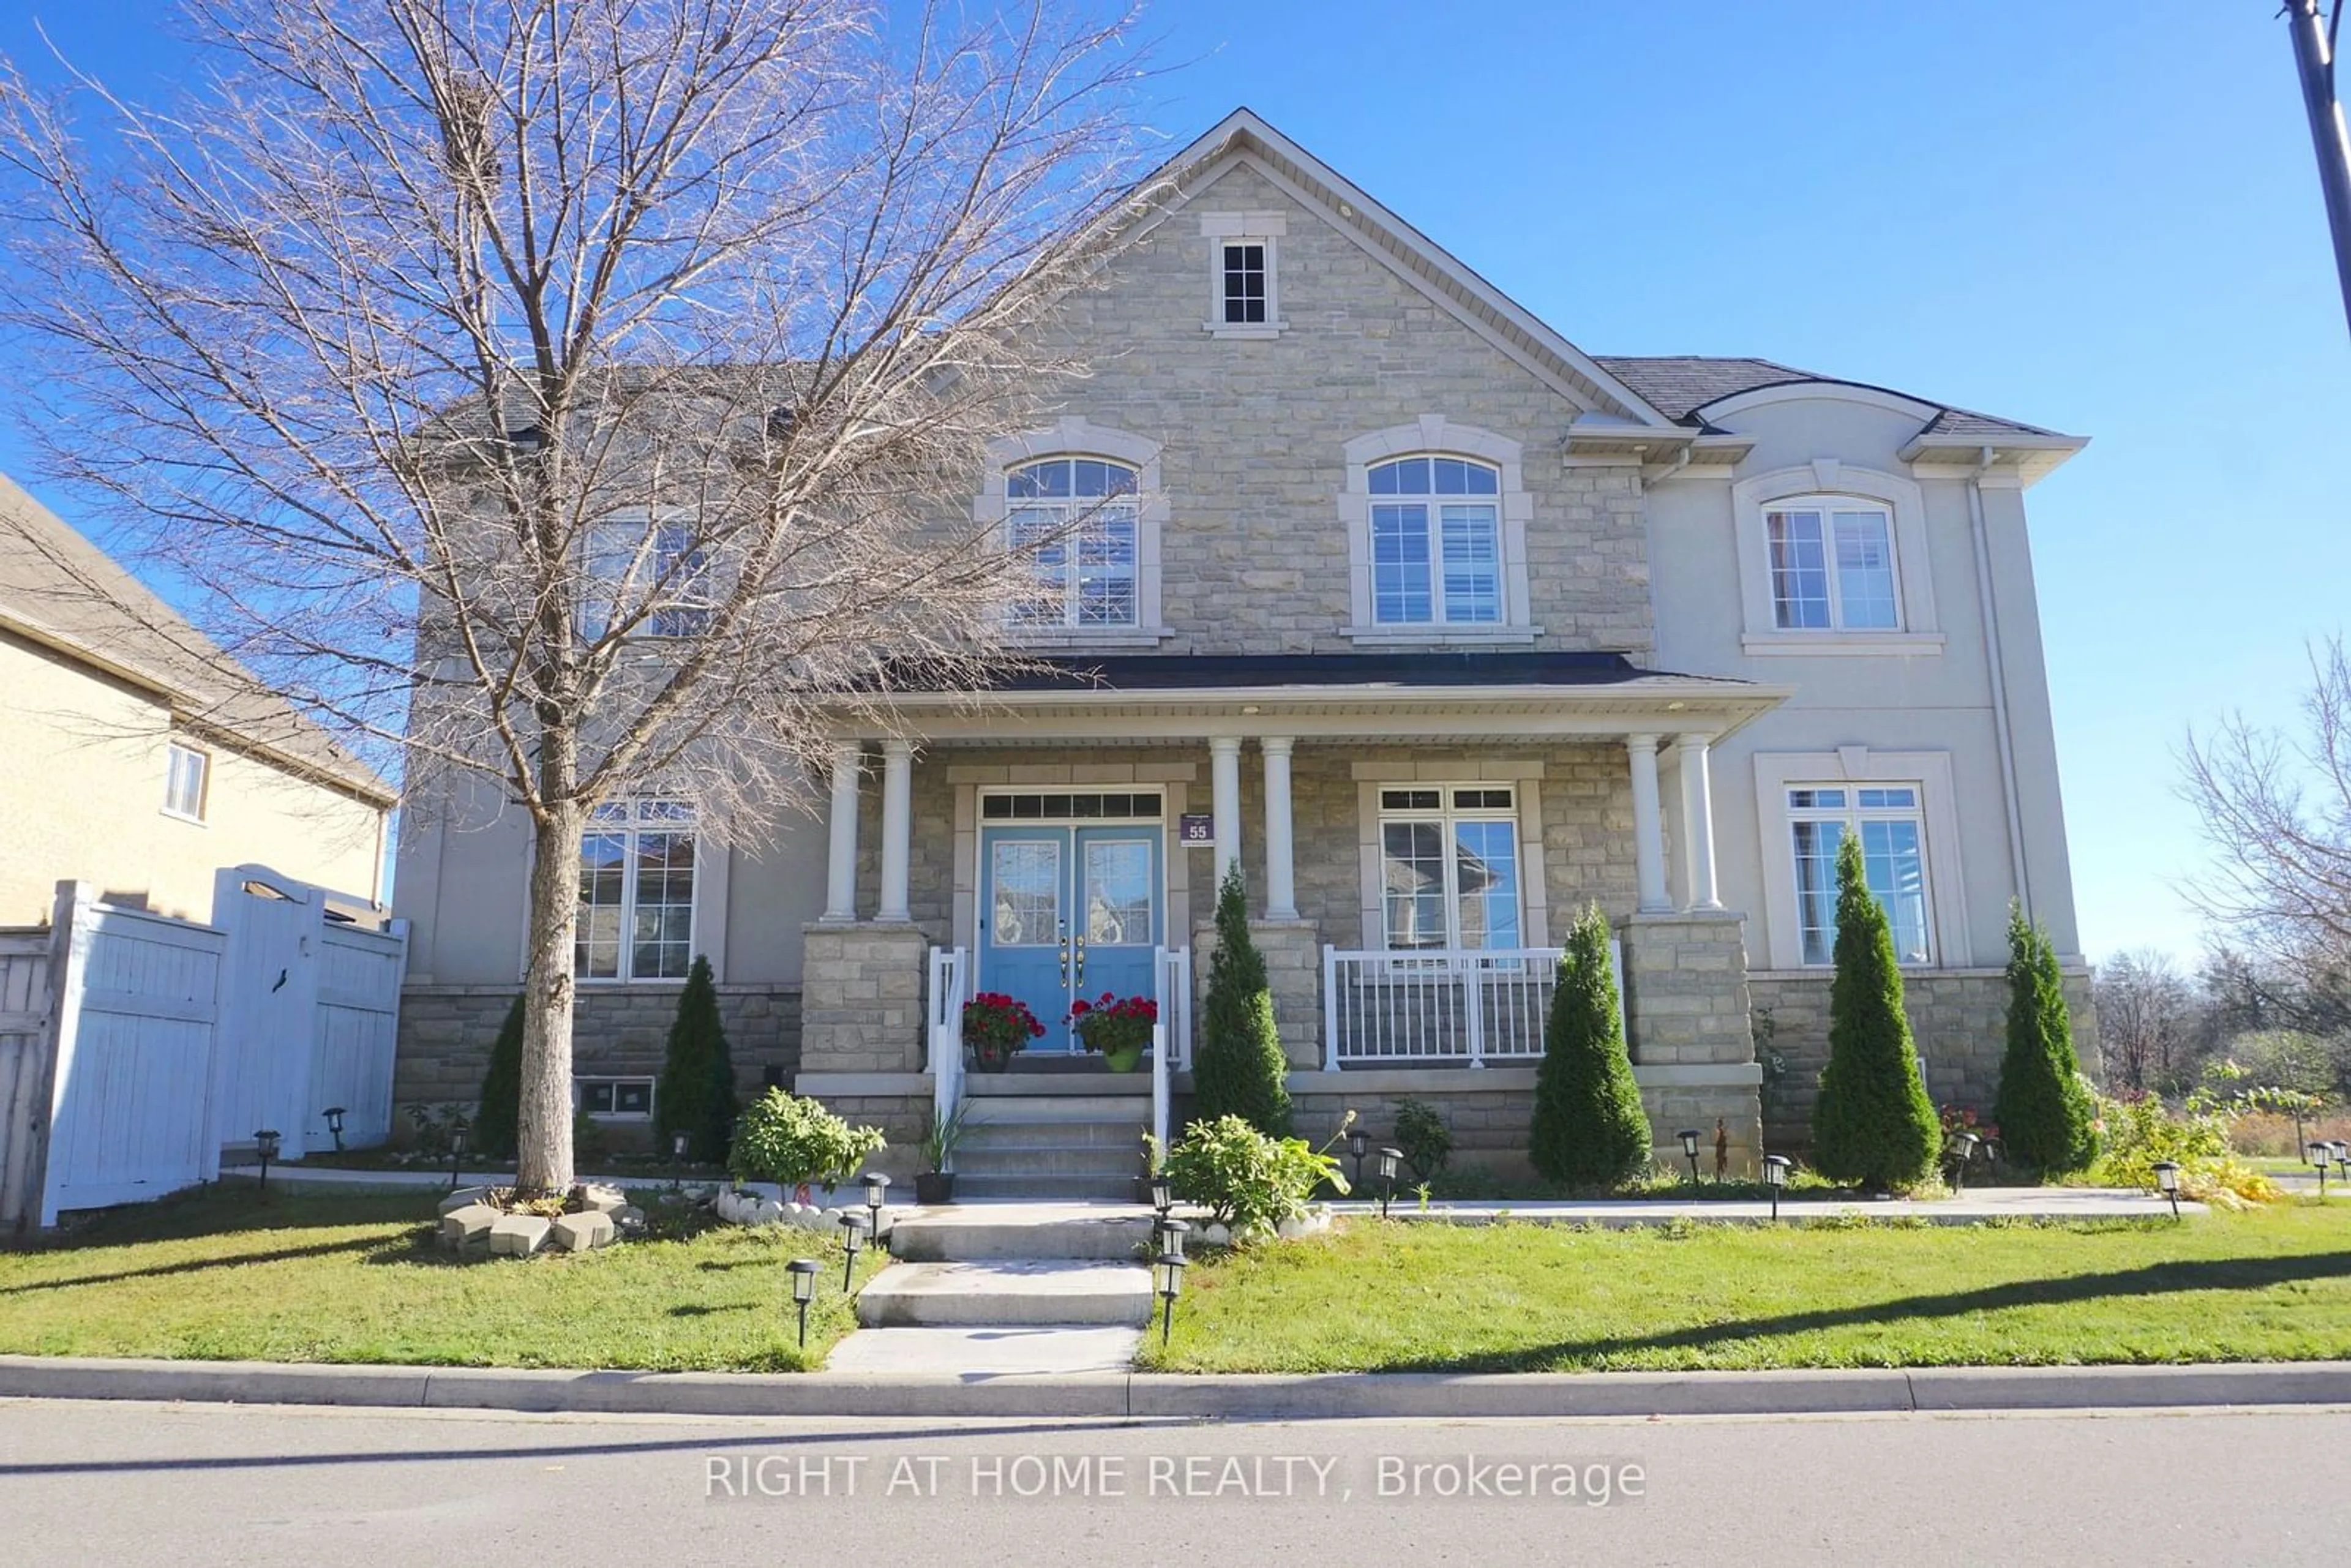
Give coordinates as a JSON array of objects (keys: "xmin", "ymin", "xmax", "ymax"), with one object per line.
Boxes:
[{"xmin": 31, "ymin": 882, "xmax": 97, "ymax": 1229}]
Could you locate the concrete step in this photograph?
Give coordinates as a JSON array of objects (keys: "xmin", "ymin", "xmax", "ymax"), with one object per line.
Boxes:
[
  {"xmin": 962, "ymin": 1096, "xmax": 1155, "ymax": 1124},
  {"xmin": 855, "ymin": 1260, "xmax": 1154, "ymax": 1327},
  {"xmin": 892, "ymin": 1204, "xmax": 1157, "ymax": 1262},
  {"xmin": 956, "ymin": 1144, "xmax": 1141, "ymax": 1180},
  {"xmin": 948, "ymin": 1172, "xmax": 1143, "ymax": 1202},
  {"xmin": 968, "ymin": 1072, "xmax": 1151, "ymax": 1097},
  {"xmin": 824, "ymin": 1326, "xmax": 1142, "ymax": 1375},
  {"xmin": 961, "ymin": 1117, "xmax": 1151, "ymax": 1149}
]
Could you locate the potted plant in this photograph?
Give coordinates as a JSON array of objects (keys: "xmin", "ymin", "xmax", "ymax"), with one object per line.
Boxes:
[
  {"xmin": 1068, "ymin": 991, "xmax": 1157, "ymax": 1073},
  {"xmin": 962, "ymin": 991, "xmax": 1044, "ymax": 1071},
  {"xmin": 917, "ymin": 1100, "xmax": 969, "ymax": 1204},
  {"xmin": 728, "ymin": 1087, "xmax": 887, "ymax": 1206}
]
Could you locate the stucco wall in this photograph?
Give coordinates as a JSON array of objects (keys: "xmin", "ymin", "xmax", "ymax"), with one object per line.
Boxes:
[{"xmin": 0, "ymin": 631, "xmax": 386, "ymax": 926}]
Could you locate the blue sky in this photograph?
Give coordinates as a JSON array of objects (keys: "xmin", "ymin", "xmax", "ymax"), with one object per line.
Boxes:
[{"xmin": 1, "ymin": 1, "xmax": 2343, "ymax": 966}]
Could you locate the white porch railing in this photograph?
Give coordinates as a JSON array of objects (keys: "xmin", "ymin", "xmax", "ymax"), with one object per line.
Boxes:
[
  {"xmin": 1150, "ymin": 945, "xmax": 1191, "ymax": 1153},
  {"xmin": 926, "ymin": 945, "xmax": 970, "ymax": 1170},
  {"xmin": 1322, "ymin": 945, "xmax": 1570, "ymax": 1068}
]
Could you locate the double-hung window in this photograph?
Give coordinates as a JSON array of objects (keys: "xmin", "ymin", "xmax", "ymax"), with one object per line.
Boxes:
[
  {"xmin": 582, "ymin": 517, "xmax": 711, "ymax": 640},
  {"xmin": 1369, "ymin": 456, "xmax": 1503, "ymax": 626},
  {"xmin": 1377, "ymin": 786, "xmax": 1523, "ymax": 951},
  {"xmin": 1219, "ymin": 241, "xmax": 1269, "ymax": 325},
  {"xmin": 1787, "ymin": 786, "xmax": 1932, "ymax": 965},
  {"xmin": 576, "ymin": 798, "xmax": 696, "ymax": 981},
  {"xmin": 1006, "ymin": 457, "xmax": 1139, "ymax": 628},
  {"xmin": 1766, "ymin": 498, "xmax": 1900, "ymax": 631},
  {"xmin": 163, "ymin": 741, "xmax": 208, "ymax": 821}
]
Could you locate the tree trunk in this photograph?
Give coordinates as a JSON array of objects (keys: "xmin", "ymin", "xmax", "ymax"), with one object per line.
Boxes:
[{"xmin": 517, "ymin": 795, "xmax": 583, "ymax": 1197}]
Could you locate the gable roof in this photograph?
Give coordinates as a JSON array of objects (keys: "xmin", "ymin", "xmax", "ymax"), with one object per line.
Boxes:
[
  {"xmin": 1125, "ymin": 110, "xmax": 1676, "ymax": 427},
  {"xmin": 0, "ymin": 473, "xmax": 394, "ymax": 805}
]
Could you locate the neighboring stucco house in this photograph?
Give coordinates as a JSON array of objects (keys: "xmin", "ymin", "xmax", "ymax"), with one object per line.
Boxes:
[
  {"xmin": 391, "ymin": 110, "xmax": 2093, "ymax": 1185},
  {"xmin": 0, "ymin": 473, "xmax": 394, "ymax": 925}
]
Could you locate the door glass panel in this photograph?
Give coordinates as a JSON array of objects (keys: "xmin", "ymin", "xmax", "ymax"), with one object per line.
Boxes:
[
  {"xmin": 989, "ymin": 839, "xmax": 1060, "ymax": 946},
  {"xmin": 1082, "ymin": 839, "xmax": 1152, "ymax": 945}
]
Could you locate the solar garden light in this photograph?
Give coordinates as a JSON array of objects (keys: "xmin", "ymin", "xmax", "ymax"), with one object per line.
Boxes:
[
  {"xmin": 321, "ymin": 1106, "xmax": 347, "ymax": 1153},
  {"xmin": 2150, "ymin": 1160, "xmax": 2183, "ymax": 1220},
  {"xmin": 2312, "ymin": 1144, "xmax": 2334, "ymax": 1199},
  {"xmin": 862, "ymin": 1172, "xmax": 891, "ymax": 1253},
  {"xmin": 1761, "ymin": 1154, "xmax": 1791, "ymax": 1221},
  {"xmin": 253, "ymin": 1129, "xmax": 280, "ymax": 1191},
  {"xmin": 1377, "ymin": 1146, "xmax": 1402, "ymax": 1219},
  {"xmin": 2333, "ymin": 1141, "xmax": 2350, "ymax": 1184},
  {"xmin": 786, "ymin": 1258, "xmax": 820, "ymax": 1348},
  {"xmin": 838, "ymin": 1210, "xmax": 868, "ymax": 1291},
  {"xmin": 1950, "ymin": 1130, "xmax": 1983, "ymax": 1194},
  {"xmin": 1152, "ymin": 1247, "xmax": 1187, "ymax": 1346},
  {"xmin": 1149, "ymin": 1172, "xmax": 1176, "ymax": 1251},
  {"xmin": 1159, "ymin": 1217, "xmax": 1190, "ymax": 1263},
  {"xmin": 1677, "ymin": 1129, "xmax": 1702, "ymax": 1187},
  {"xmin": 447, "ymin": 1119, "xmax": 468, "ymax": 1190},
  {"xmin": 1345, "ymin": 1125, "xmax": 1370, "ymax": 1192}
]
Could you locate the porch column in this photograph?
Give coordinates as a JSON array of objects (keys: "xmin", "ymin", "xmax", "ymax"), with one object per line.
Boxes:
[
  {"xmin": 820, "ymin": 742, "xmax": 860, "ymax": 922},
  {"xmin": 1625, "ymin": 733, "xmax": 1671, "ymax": 913},
  {"xmin": 1677, "ymin": 732, "xmax": 1722, "ymax": 911},
  {"xmin": 1209, "ymin": 735, "xmax": 1243, "ymax": 888},
  {"xmin": 878, "ymin": 738, "xmax": 913, "ymax": 923},
  {"xmin": 1262, "ymin": 736, "xmax": 1297, "ymax": 920}
]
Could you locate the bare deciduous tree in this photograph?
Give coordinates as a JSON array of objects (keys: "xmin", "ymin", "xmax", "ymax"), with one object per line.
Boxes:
[
  {"xmin": 0, "ymin": 0, "xmax": 1147, "ymax": 1194},
  {"xmin": 2181, "ymin": 637, "xmax": 2351, "ymax": 1033},
  {"xmin": 2093, "ymin": 948, "xmax": 2197, "ymax": 1093}
]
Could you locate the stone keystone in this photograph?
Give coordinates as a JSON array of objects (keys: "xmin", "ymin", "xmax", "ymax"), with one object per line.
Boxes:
[
  {"xmin": 550, "ymin": 1210, "xmax": 615, "ymax": 1251},
  {"xmin": 488, "ymin": 1213, "xmax": 552, "ymax": 1258},
  {"xmin": 439, "ymin": 1203, "xmax": 500, "ymax": 1247}
]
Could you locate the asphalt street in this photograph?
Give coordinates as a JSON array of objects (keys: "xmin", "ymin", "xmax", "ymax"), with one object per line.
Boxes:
[{"xmin": 2, "ymin": 1397, "xmax": 2344, "ymax": 1566}]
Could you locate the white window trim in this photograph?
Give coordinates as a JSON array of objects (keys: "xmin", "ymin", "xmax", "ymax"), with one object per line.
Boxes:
[
  {"xmin": 1732, "ymin": 462, "xmax": 1943, "ymax": 655},
  {"xmin": 574, "ymin": 797, "xmax": 717, "ymax": 986},
  {"xmin": 1350, "ymin": 762, "xmax": 1548, "ymax": 950},
  {"xmin": 574, "ymin": 1076, "xmax": 656, "ymax": 1122},
  {"xmin": 1339, "ymin": 417, "xmax": 1540, "ymax": 647},
  {"xmin": 1751, "ymin": 749, "xmax": 1968, "ymax": 970},
  {"xmin": 162, "ymin": 740, "xmax": 209, "ymax": 824},
  {"xmin": 581, "ymin": 508, "xmax": 713, "ymax": 642},
  {"xmin": 1199, "ymin": 210, "xmax": 1287, "ymax": 338},
  {"xmin": 976, "ymin": 419, "xmax": 1172, "ymax": 647}
]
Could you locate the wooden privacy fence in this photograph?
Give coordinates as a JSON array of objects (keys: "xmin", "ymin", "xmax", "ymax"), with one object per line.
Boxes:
[{"xmin": 0, "ymin": 868, "xmax": 407, "ymax": 1232}]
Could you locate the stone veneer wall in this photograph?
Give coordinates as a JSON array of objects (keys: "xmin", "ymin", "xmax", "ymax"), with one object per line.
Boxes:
[
  {"xmin": 799, "ymin": 923, "xmax": 929, "ymax": 1074},
  {"xmin": 1752, "ymin": 970, "xmax": 2102, "ymax": 1150},
  {"xmin": 391, "ymin": 983, "xmax": 801, "ymax": 1143}
]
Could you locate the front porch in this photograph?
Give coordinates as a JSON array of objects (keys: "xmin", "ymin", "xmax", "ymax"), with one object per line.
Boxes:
[{"xmin": 792, "ymin": 653, "xmax": 1783, "ymax": 1186}]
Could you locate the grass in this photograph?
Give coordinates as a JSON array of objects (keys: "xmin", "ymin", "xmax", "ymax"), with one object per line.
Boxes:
[
  {"xmin": 0, "ymin": 1183, "xmax": 874, "ymax": 1372},
  {"xmin": 1138, "ymin": 1202, "xmax": 2351, "ymax": 1374}
]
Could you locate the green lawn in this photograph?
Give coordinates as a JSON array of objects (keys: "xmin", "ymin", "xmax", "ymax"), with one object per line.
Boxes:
[
  {"xmin": 1139, "ymin": 1204, "xmax": 2351, "ymax": 1374},
  {"xmin": 0, "ymin": 1184, "xmax": 873, "ymax": 1372}
]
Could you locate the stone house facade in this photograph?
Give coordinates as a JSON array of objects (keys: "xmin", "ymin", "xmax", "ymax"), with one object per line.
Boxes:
[{"xmin": 391, "ymin": 110, "xmax": 2094, "ymax": 1185}]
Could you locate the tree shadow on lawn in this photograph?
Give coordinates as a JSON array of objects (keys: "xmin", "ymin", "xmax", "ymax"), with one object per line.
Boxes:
[
  {"xmin": 6, "ymin": 1189, "xmax": 438, "ymax": 1258},
  {"xmin": 0, "ymin": 1233, "xmax": 395, "ymax": 1296},
  {"xmin": 1373, "ymin": 1250, "xmax": 2351, "ymax": 1373}
]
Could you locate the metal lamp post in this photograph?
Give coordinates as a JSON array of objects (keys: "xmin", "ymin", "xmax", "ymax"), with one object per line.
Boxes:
[
  {"xmin": 838, "ymin": 1210, "xmax": 867, "ymax": 1291},
  {"xmin": 1677, "ymin": 1129, "xmax": 1701, "ymax": 1187},
  {"xmin": 1377, "ymin": 1146, "xmax": 1401, "ymax": 1219},
  {"xmin": 2151, "ymin": 1160, "xmax": 2182, "ymax": 1221},
  {"xmin": 1152, "ymin": 1248, "xmax": 1187, "ymax": 1346},
  {"xmin": 1761, "ymin": 1154, "xmax": 1791, "ymax": 1221},
  {"xmin": 862, "ymin": 1172, "xmax": 891, "ymax": 1255},
  {"xmin": 786, "ymin": 1258, "xmax": 820, "ymax": 1348},
  {"xmin": 253, "ymin": 1129, "xmax": 280, "ymax": 1191},
  {"xmin": 321, "ymin": 1106, "xmax": 346, "ymax": 1153}
]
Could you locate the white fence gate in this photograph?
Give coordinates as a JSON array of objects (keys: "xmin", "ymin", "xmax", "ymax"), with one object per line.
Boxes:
[{"xmin": 0, "ymin": 869, "xmax": 407, "ymax": 1232}]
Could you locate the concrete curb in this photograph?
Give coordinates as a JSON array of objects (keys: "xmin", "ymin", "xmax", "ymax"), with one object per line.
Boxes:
[{"xmin": 7, "ymin": 1354, "xmax": 2351, "ymax": 1421}]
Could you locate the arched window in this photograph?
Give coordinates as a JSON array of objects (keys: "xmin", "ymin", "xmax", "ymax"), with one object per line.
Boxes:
[
  {"xmin": 1006, "ymin": 456, "xmax": 1139, "ymax": 628},
  {"xmin": 1368, "ymin": 455, "xmax": 1502, "ymax": 626}
]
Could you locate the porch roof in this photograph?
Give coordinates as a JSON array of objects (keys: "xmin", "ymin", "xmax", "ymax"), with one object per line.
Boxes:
[{"xmin": 867, "ymin": 651, "xmax": 1788, "ymax": 742}]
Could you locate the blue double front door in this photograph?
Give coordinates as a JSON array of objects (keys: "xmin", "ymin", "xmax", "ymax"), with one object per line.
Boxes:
[{"xmin": 978, "ymin": 823, "xmax": 1164, "ymax": 1054}]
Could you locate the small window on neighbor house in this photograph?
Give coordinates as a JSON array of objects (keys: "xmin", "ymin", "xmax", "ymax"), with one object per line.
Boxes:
[
  {"xmin": 163, "ymin": 743, "xmax": 208, "ymax": 820},
  {"xmin": 1220, "ymin": 241, "xmax": 1268, "ymax": 324},
  {"xmin": 576, "ymin": 1078, "xmax": 654, "ymax": 1119},
  {"xmin": 1766, "ymin": 500, "xmax": 1900, "ymax": 631}
]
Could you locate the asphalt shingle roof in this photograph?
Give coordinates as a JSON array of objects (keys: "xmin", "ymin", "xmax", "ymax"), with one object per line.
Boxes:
[{"xmin": 1596, "ymin": 355, "xmax": 2068, "ymax": 440}]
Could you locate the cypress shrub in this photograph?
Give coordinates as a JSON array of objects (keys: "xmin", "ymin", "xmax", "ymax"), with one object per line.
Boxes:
[
  {"xmin": 1811, "ymin": 833, "xmax": 1941, "ymax": 1190},
  {"xmin": 473, "ymin": 992, "xmax": 525, "ymax": 1160},
  {"xmin": 1527, "ymin": 902, "xmax": 1652, "ymax": 1187},
  {"xmin": 1993, "ymin": 902, "xmax": 2099, "ymax": 1176},
  {"xmin": 1191, "ymin": 863, "xmax": 1292, "ymax": 1137},
  {"xmin": 657, "ymin": 954, "xmax": 741, "ymax": 1165}
]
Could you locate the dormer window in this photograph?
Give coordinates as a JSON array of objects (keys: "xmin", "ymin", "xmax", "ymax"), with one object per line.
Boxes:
[{"xmin": 1006, "ymin": 457, "xmax": 1139, "ymax": 628}]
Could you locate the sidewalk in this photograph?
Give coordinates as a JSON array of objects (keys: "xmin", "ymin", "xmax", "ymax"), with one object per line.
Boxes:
[{"xmin": 4, "ymin": 1352, "xmax": 2347, "ymax": 1420}]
